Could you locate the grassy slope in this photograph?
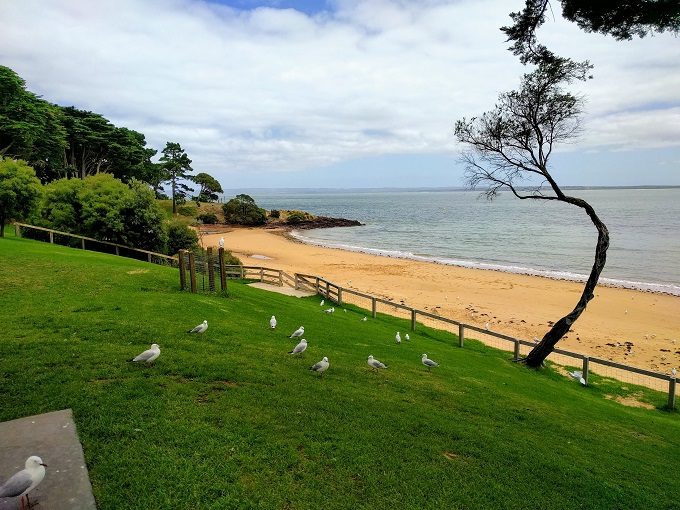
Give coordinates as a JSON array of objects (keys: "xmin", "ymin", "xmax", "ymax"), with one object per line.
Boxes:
[{"xmin": 1, "ymin": 235, "xmax": 679, "ymax": 510}]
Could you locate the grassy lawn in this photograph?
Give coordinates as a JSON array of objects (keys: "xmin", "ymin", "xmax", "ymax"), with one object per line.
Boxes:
[{"xmin": 1, "ymin": 234, "xmax": 679, "ymax": 509}]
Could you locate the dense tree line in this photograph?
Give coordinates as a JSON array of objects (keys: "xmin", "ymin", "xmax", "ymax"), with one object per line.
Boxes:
[{"xmin": 0, "ymin": 66, "xmax": 223, "ymax": 207}]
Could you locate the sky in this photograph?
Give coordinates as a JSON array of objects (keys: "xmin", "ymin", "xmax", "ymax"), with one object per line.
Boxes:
[{"xmin": 1, "ymin": 0, "xmax": 679, "ymax": 188}]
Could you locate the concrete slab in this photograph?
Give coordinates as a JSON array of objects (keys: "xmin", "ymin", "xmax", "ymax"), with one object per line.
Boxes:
[
  {"xmin": 0, "ymin": 409, "xmax": 97, "ymax": 510},
  {"xmin": 248, "ymin": 282, "xmax": 315, "ymax": 298}
]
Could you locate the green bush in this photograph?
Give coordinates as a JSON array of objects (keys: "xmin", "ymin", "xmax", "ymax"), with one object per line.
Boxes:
[
  {"xmin": 222, "ymin": 194, "xmax": 266, "ymax": 225},
  {"xmin": 166, "ymin": 221, "xmax": 198, "ymax": 255},
  {"xmin": 285, "ymin": 211, "xmax": 308, "ymax": 224},
  {"xmin": 269, "ymin": 209, "xmax": 280, "ymax": 219},
  {"xmin": 197, "ymin": 212, "xmax": 218, "ymax": 224}
]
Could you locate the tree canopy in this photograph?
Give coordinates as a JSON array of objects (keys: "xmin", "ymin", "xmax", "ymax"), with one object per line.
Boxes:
[
  {"xmin": 503, "ymin": 1, "xmax": 680, "ymax": 63},
  {"xmin": 0, "ymin": 158, "xmax": 43, "ymax": 237},
  {"xmin": 222, "ymin": 194, "xmax": 267, "ymax": 225},
  {"xmin": 40, "ymin": 174, "xmax": 167, "ymax": 252},
  {"xmin": 193, "ymin": 172, "xmax": 223, "ymax": 202},
  {"xmin": 159, "ymin": 142, "xmax": 194, "ymax": 214}
]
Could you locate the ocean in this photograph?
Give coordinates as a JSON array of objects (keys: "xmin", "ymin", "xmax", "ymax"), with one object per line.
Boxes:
[{"xmin": 240, "ymin": 188, "xmax": 680, "ymax": 296}]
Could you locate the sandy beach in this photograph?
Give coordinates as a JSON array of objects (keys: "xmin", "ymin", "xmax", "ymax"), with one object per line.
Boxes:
[{"xmin": 201, "ymin": 227, "xmax": 680, "ymax": 375}]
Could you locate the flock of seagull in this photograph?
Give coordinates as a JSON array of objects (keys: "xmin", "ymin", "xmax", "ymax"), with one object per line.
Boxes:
[
  {"xmin": 130, "ymin": 300, "xmax": 442, "ymax": 379},
  {"xmin": 0, "ymin": 299, "xmax": 442, "ymax": 507}
]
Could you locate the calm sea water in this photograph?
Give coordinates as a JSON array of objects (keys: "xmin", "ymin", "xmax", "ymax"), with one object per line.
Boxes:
[{"xmin": 244, "ymin": 188, "xmax": 680, "ymax": 296}]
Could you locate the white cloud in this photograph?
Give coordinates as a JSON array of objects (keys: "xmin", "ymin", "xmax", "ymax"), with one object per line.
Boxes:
[{"xmin": 1, "ymin": 0, "xmax": 678, "ymax": 183}]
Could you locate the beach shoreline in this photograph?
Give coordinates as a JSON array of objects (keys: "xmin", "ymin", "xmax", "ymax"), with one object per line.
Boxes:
[{"xmin": 201, "ymin": 226, "xmax": 680, "ymax": 375}]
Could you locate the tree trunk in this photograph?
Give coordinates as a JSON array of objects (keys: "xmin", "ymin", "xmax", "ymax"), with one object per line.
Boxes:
[
  {"xmin": 0, "ymin": 212, "xmax": 5, "ymax": 237},
  {"xmin": 172, "ymin": 178, "xmax": 177, "ymax": 214},
  {"xmin": 524, "ymin": 196, "xmax": 609, "ymax": 367}
]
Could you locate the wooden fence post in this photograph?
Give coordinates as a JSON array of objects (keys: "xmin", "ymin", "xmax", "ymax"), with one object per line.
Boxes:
[
  {"xmin": 115, "ymin": 246, "xmax": 119, "ymax": 256},
  {"xmin": 260, "ymin": 267, "xmax": 264, "ymax": 282},
  {"xmin": 207, "ymin": 247, "xmax": 215, "ymax": 292},
  {"xmin": 582, "ymin": 356, "xmax": 590, "ymax": 386},
  {"xmin": 240, "ymin": 265, "xmax": 244, "ymax": 279},
  {"xmin": 218, "ymin": 248, "xmax": 227, "ymax": 292},
  {"xmin": 178, "ymin": 250, "xmax": 187, "ymax": 290},
  {"xmin": 188, "ymin": 251, "xmax": 197, "ymax": 293},
  {"xmin": 14, "ymin": 224, "xmax": 21, "ymax": 238},
  {"xmin": 316, "ymin": 277, "xmax": 320, "ymax": 294},
  {"xmin": 279, "ymin": 270, "xmax": 283, "ymax": 287},
  {"xmin": 294, "ymin": 274, "xmax": 299, "ymax": 290},
  {"xmin": 513, "ymin": 340, "xmax": 520, "ymax": 360},
  {"xmin": 668, "ymin": 377, "xmax": 676, "ymax": 410},
  {"xmin": 410, "ymin": 309, "xmax": 416, "ymax": 331},
  {"xmin": 81, "ymin": 238, "xmax": 85, "ymax": 250},
  {"xmin": 338, "ymin": 287, "xmax": 343, "ymax": 305},
  {"xmin": 371, "ymin": 298, "xmax": 377, "ymax": 318},
  {"xmin": 458, "ymin": 324, "xmax": 465, "ymax": 347},
  {"xmin": 325, "ymin": 280, "xmax": 330, "ymax": 299},
  {"xmin": 49, "ymin": 231, "xmax": 54, "ymax": 243}
]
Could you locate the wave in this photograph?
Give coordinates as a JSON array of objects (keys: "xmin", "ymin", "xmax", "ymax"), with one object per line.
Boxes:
[{"xmin": 289, "ymin": 230, "xmax": 680, "ymax": 297}]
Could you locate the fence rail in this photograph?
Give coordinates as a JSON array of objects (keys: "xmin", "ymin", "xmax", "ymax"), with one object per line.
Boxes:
[
  {"xmin": 14, "ymin": 223, "xmax": 177, "ymax": 266},
  {"xmin": 178, "ymin": 261, "xmax": 677, "ymax": 408}
]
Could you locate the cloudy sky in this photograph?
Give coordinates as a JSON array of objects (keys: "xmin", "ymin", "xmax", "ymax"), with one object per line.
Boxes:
[{"xmin": 1, "ymin": 0, "xmax": 679, "ymax": 188}]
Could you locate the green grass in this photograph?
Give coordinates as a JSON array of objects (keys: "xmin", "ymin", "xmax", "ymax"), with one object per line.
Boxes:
[{"xmin": 1, "ymin": 234, "xmax": 679, "ymax": 509}]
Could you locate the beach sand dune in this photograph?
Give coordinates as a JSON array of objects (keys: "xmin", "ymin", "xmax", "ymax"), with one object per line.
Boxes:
[{"xmin": 202, "ymin": 227, "xmax": 680, "ymax": 376}]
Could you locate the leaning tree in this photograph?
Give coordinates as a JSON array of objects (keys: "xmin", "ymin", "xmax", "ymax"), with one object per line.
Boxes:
[{"xmin": 454, "ymin": 57, "xmax": 609, "ymax": 368}]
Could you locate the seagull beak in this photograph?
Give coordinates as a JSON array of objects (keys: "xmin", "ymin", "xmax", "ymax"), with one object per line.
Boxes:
[{"xmin": 40, "ymin": 463, "xmax": 48, "ymax": 467}]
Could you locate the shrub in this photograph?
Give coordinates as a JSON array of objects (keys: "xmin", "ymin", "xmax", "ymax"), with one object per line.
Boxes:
[
  {"xmin": 285, "ymin": 210, "xmax": 309, "ymax": 224},
  {"xmin": 0, "ymin": 158, "xmax": 43, "ymax": 237},
  {"xmin": 167, "ymin": 221, "xmax": 198, "ymax": 255},
  {"xmin": 222, "ymin": 194, "xmax": 266, "ymax": 225},
  {"xmin": 269, "ymin": 209, "xmax": 280, "ymax": 219},
  {"xmin": 197, "ymin": 212, "xmax": 218, "ymax": 224}
]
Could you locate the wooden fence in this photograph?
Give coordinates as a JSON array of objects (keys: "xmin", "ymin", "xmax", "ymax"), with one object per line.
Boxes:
[
  {"xmin": 177, "ymin": 261, "xmax": 677, "ymax": 409},
  {"xmin": 14, "ymin": 223, "xmax": 177, "ymax": 266}
]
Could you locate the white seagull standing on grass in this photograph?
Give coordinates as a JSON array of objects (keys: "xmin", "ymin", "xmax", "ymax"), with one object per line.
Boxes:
[
  {"xmin": 320, "ymin": 299, "xmax": 325, "ymax": 306},
  {"xmin": 395, "ymin": 332, "xmax": 401, "ymax": 344},
  {"xmin": 569, "ymin": 370, "xmax": 587, "ymax": 386},
  {"xmin": 290, "ymin": 326, "xmax": 304, "ymax": 339},
  {"xmin": 421, "ymin": 354, "xmax": 439, "ymax": 371},
  {"xmin": 361, "ymin": 317, "xmax": 368, "ymax": 322},
  {"xmin": 323, "ymin": 307, "xmax": 335, "ymax": 314},
  {"xmin": 310, "ymin": 356, "xmax": 329, "ymax": 376},
  {"xmin": 270, "ymin": 316, "xmax": 277, "ymax": 329},
  {"xmin": 132, "ymin": 344, "xmax": 160, "ymax": 364},
  {"xmin": 405, "ymin": 334, "xmax": 410, "ymax": 341},
  {"xmin": 367, "ymin": 355, "xmax": 388, "ymax": 370},
  {"xmin": 289, "ymin": 339, "xmax": 308, "ymax": 355},
  {"xmin": 0, "ymin": 456, "xmax": 47, "ymax": 509},
  {"xmin": 188, "ymin": 320, "xmax": 208, "ymax": 334}
]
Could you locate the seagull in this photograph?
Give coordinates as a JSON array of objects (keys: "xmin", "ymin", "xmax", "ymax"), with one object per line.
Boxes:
[
  {"xmin": 188, "ymin": 320, "xmax": 208, "ymax": 334},
  {"xmin": 270, "ymin": 315, "xmax": 277, "ymax": 329},
  {"xmin": 343, "ymin": 309, "xmax": 347, "ymax": 313},
  {"xmin": 289, "ymin": 339, "xmax": 308, "ymax": 355},
  {"xmin": 323, "ymin": 307, "xmax": 335, "ymax": 314},
  {"xmin": 361, "ymin": 317, "xmax": 368, "ymax": 322},
  {"xmin": 367, "ymin": 355, "xmax": 387, "ymax": 370},
  {"xmin": 0, "ymin": 456, "xmax": 47, "ymax": 510},
  {"xmin": 569, "ymin": 370, "xmax": 587, "ymax": 386},
  {"xmin": 405, "ymin": 334, "xmax": 410, "ymax": 341},
  {"xmin": 672, "ymin": 368, "xmax": 677, "ymax": 377},
  {"xmin": 485, "ymin": 322, "xmax": 491, "ymax": 331},
  {"xmin": 290, "ymin": 326, "xmax": 304, "ymax": 339},
  {"xmin": 320, "ymin": 299, "xmax": 325, "ymax": 306},
  {"xmin": 132, "ymin": 343, "xmax": 160, "ymax": 364},
  {"xmin": 310, "ymin": 356, "xmax": 329, "ymax": 376},
  {"xmin": 395, "ymin": 332, "xmax": 401, "ymax": 344},
  {"xmin": 421, "ymin": 354, "xmax": 439, "ymax": 371},
  {"xmin": 218, "ymin": 237, "xmax": 225, "ymax": 249}
]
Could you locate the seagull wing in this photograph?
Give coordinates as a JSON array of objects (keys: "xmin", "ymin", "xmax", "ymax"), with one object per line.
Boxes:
[
  {"xmin": 0, "ymin": 470, "xmax": 32, "ymax": 498},
  {"xmin": 133, "ymin": 349, "xmax": 155, "ymax": 362},
  {"xmin": 310, "ymin": 361, "xmax": 324, "ymax": 371},
  {"xmin": 188, "ymin": 325, "xmax": 202, "ymax": 333}
]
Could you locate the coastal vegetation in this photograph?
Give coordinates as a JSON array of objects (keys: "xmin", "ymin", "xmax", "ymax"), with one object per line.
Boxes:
[
  {"xmin": 1, "ymin": 234, "xmax": 679, "ymax": 508},
  {"xmin": 222, "ymin": 194, "xmax": 267, "ymax": 225}
]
